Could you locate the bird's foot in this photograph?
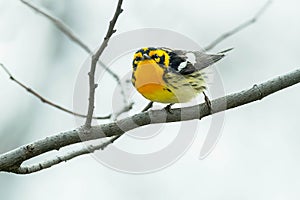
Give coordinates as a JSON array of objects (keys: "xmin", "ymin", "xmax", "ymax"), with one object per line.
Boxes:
[{"xmin": 163, "ymin": 103, "xmax": 174, "ymax": 114}]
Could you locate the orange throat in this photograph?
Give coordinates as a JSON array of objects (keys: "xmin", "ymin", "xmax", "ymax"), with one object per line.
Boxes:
[
  {"xmin": 134, "ymin": 61, "xmax": 165, "ymax": 93},
  {"xmin": 137, "ymin": 83, "xmax": 165, "ymax": 95}
]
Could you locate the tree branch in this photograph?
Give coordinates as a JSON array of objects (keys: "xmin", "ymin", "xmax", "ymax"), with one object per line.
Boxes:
[
  {"xmin": 1, "ymin": 68, "xmax": 299, "ymax": 174},
  {"xmin": 204, "ymin": 0, "xmax": 272, "ymax": 51},
  {"xmin": 0, "ymin": 63, "xmax": 111, "ymax": 119},
  {"xmin": 20, "ymin": 0, "xmax": 131, "ymax": 117},
  {"xmin": 11, "ymin": 135, "xmax": 120, "ymax": 174},
  {"xmin": 85, "ymin": 0, "xmax": 123, "ymax": 128},
  {"xmin": 20, "ymin": 0, "xmax": 91, "ymax": 54}
]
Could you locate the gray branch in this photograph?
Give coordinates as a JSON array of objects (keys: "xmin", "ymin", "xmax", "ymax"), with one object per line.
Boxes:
[
  {"xmin": 0, "ymin": 63, "xmax": 111, "ymax": 120},
  {"xmin": 12, "ymin": 135, "xmax": 120, "ymax": 174},
  {"xmin": 85, "ymin": 0, "xmax": 123, "ymax": 128},
  {"xmin": 1, "ymin": 68, "xmax": 300, "ymax": 174},
  {"xmin": 20, "ymin": 0, "xmax": 91, "ymax": 54},
  {"xmin": 204, "ymin": 0, "xmax": 272, "ymax": 51},
  {"xmin": 20, "ymin": 0, "xmax": 131, "ymax": 117}
]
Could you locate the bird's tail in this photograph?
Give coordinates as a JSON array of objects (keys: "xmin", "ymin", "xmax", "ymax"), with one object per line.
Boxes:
[{"xmin": 217, "ymin": 47, "xmax": 234, "ymax": 54}]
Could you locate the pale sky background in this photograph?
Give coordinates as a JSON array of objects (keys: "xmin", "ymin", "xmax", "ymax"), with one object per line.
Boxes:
[{"xmin": 1, "ymin": 0, "xmax": 300, "ymax": 199}]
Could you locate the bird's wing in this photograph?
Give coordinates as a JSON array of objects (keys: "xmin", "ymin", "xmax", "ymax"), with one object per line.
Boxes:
[{"xmin": 168, "ymin": 48, "xmax": 233, "ymax": 75}]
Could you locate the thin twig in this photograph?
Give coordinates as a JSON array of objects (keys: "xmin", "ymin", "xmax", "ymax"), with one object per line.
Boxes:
[
  {"xmin": 12, "ymin": 135, "xmax": 121, "ymax": 174},
  {"xmin": 20, "ymin": 0, "xmax": 91, "ymax": 54},
  {"xmin": 20, "ymin": 0, "xmax": 130, "ymax": 113},
  {"xmin": 0, "ymin": 63, "xmax": 111, "ymax": 119},
  {"xmin": 20, "ymin": 0, "xmax": 118, "ymax": 81},
  {"xmin": 1, "ymin": 68, "xmax": 300, "ymax": 174},
  {"xmin": 85, "ymin": 0, "xmax": 124, "ymax": 128},
  {"xmin": 204, "ymin": 0, "xmax": 272, "ymax": 51}
]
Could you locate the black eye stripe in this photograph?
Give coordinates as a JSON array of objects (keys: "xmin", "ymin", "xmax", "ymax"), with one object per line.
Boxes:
[
  {"xmin": 159, "ymin": 55, "xmax": 165, "ymax": 65},
  {"xmin": 135, "ymin": 48, "xmax": 172, "ymax": 67},
  {"xmin": 151, "ymin": 54, "xmax": 159, "ymax": 59}
]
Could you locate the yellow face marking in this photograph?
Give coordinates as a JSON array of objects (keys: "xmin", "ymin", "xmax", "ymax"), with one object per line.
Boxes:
[
  {"xmin": 133, "ymin": 48, "xmax": 171, "ymax": 70},
  {"xmin": 134, "ymin": 52, "xmax": 142, "ymax": 59},
  {"xmin": 148, "ymin": 49, "xmax": 170, "ymax": 67}
]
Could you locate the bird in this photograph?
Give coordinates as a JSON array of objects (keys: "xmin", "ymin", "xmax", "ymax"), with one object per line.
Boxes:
[{"xmin": 131, "ymin": 47, "xmax": 232, "ymax": 112}]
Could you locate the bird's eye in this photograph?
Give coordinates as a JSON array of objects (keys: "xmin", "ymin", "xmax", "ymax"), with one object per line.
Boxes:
[
  {"xmin": 151, "ymin": 54, "xmax": 159, "ymax": 59},
  {"xmin": 135, "ymin": 57, "xmax": 141, "ymax": 61}
]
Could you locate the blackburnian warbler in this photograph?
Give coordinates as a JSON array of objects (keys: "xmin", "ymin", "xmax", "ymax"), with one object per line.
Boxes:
[{"xmin": 131, "ymin": 47, "xmax": 232, "ymax": 112}]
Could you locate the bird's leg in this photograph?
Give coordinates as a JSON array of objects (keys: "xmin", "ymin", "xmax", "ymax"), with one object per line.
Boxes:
[
  {"xmin": 203, "ymin": 92, "xmax": 212, "ymax": 113},
  {"xmin": 163, "ymin": 103, "xmax": 174, "ymax": 114},
  {"xmin": 142, "ymin": 101, "xmax": 154, "ymax": 112}
]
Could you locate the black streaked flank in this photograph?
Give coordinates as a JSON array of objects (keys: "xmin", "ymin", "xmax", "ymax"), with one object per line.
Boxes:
[
  {"xmin": 163, "ymin": 88, "xmax": 172, "ymax": 93},
  {"xmin": 194, "ymin": 86, "xmax": 206, "ymax": 91}
]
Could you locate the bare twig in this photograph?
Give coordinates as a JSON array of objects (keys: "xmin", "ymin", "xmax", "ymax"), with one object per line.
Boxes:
[
  {"xmin": 20, "ymin": 0, "xmax": 91, "ymax": 54},
  {"xmin": 20, "ymin": 0, "xmax": 130, "ymax": 114},
  {"xmin": 1, "ymin": 68, "xmax": 300, "ymax": 174},
  {"xmin": 85, "ymin": 0, "xmax": 123, "ymax": 128},
  {"xmin": 20, "ymin": 0, "xmax": 118, "ymax": 81},
  {"xmin": 0, "ymin": 63, "xmax": 111, "ymax": 119},
  {"xmin": 204, "ymin": 0, "xmax": 272, "ymax": 51},
  {"xmin": 12, "ymin": 135, "xmax": 121, "ymax": 174}
]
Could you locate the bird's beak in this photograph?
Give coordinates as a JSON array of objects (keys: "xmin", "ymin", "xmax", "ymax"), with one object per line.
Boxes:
[{"xmin": 142, "ymin": 54, "xmax": 151, "ymax": 60}]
